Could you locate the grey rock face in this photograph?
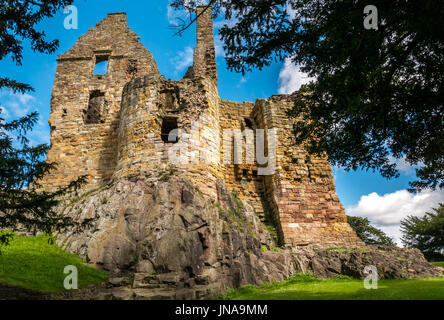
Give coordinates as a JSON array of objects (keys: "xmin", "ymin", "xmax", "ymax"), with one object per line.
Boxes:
[
  {"xmin": 57, "ymin": 175, "xmax": 443, "ymax": 300},
  {"xmin": 58, "ymin": 175, "xmax": 297, "ymax": 298},
  {"xmin": 299, "ymin": 246, "xmax": 444, "ymax": 279}
]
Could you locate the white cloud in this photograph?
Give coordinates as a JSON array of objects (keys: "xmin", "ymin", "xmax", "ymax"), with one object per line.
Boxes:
[
  {"xmin": 286, "ymin": 2, "xmax": 297, "ymax": 20},
  {"xmin": 213, "ymin": 15, "xmax": 238, "ymax": 30},
  {"xmin": 235, "ymin": 75, "xmax": 248, "ymax": 88},
  {"xmin": 347, "ymin": 189, "xmax": 444, "ymax": 245},
  {"xmin": 214, "ymin": 34, "xmax": 225, "ymax": 58},
  {"xmin": 28, "ymin": 126, "xmax": 50, "ymax": 146},
  {"xmin": 171, "ymin": 46, "xmax": 194, "ymax": 73},
  {"xmin": 0, "ymin": 91, "xmax": 49, "ymax": 146},
  {"xmin": 0, "ymin": 105, "xmax": 9, "ymax": 118},
  {"xmin": 278, "ymin": 58, "xmax": 315, "ymax": 94},
  {"xmin": 388, "ymin": 155, "xmax": 421, "ymax": 175},
  {"xmin": 0, "ymin": 91, "xmax": 36, "ymax": 118},
  {"xmin": 167, "ymin": 4, "xmax": 186, "ymax": 26},
  {"xmin": 18, "ymin": 93, "xmax": 35, "ymax": 106}
]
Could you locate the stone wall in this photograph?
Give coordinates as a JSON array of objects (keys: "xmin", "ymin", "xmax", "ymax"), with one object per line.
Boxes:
[
  {"xmin": 219, "ymin": 100, "xmax": 267, "ymax": 220},
  {"xmin": 41, "ymin": 13, "xmax": 158, "ymax": 191},
  {"xmin": 188, "ymin": 6, "xmax": 218, "ymax": 86},
  {"xmin": 253, "ymin": 95, "xmax": 363, "ymax": 248},
  {"xmin": 218, "ymin": 96, "xmax": 363, "ymax": 248},
  {"xmin": 115, "ymin": 74, "xmax": 223, "ymax": 199}
]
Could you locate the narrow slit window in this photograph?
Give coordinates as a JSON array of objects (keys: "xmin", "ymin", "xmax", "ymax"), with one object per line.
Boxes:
[
  {"xmin": 161, "ymin": 117, "xmax": 179, "ymax": 143},
  {"xmin": 94, "ymin": 56, "xmax": 109, "ymax": 75}
]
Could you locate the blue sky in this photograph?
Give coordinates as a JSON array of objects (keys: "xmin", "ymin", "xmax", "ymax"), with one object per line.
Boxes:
[{"xmin": 0, "ymin": 0, "xmax": 442, "ymax": 243}]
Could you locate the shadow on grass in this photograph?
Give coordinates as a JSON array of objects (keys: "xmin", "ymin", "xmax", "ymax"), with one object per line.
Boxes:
[{"xmin": 226, "ymin": 277, "xmax": 444, "ymax": 300}]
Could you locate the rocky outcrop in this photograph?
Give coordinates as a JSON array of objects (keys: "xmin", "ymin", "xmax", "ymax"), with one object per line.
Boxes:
[
  {"xmin": 57, "ymin": 175, "xmax": 298, "ymax": 299},
  {"xmin": 56, "ymin": 175, "xmax": 443, "ymax": 300},
  {"xmin": 294, "ymin": 246, "xmax": 444, "ymax": 279}
]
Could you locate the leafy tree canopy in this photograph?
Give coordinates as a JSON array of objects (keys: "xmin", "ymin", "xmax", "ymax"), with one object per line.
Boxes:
[
  {"xmin": 0, "ymin": 0, "xmax": 74, "ymax": 93},
  {"xmin": 171, "ymin": 0, "xmax": 444, "ymax": 192},
  {"xmin": 401, "ymin": 204, "xmax": 444, "ymax": 257},
  {"xmin": 346, "ymin": 215, "xmax": 395, "ymax": 246}
]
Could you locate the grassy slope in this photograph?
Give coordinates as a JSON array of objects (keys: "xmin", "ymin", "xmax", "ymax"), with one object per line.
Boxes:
[
  {"xmin": 0, "ymin": 234, "xmax": 108, "ymax": 294},
  {"xmin": 2, "ymin": 233, "xmax": 442, "ymax": 298},
  {"xmin": 223, "ymin": 274, "xmax": 444, "ymax": 300},
  {"xmin": 431, "ymin": 261, "xmax": 444, "ymax": 268}
]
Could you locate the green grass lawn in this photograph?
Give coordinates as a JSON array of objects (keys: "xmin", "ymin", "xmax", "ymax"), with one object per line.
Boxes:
[
  {"xmin": 0, "ymin": 234, "xmax": 108, "ymax": 294},
  {"xmin": 223, "ymin": 274, "xmax": 444, "ymax": 300},
  {"xmin": 431, "ymin": 261, "xmax": 444, "ymax": 268}
]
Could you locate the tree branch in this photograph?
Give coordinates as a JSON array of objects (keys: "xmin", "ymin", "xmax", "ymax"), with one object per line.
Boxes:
[{"xmin": 172, "ymin": 0, "xmax": 217, "ymax": 36}]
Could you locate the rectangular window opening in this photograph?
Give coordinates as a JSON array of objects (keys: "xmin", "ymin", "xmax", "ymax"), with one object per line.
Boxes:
[
  {"xmin": 94, "ymin": 55, "xmax": 109, "ymax": 75},
  {"xmin": 85, "ymin": 90, "xmax": 105, "ymax": 124}
]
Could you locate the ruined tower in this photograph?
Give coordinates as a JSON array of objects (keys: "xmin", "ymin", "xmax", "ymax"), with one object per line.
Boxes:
[
  {"xmin": 42, "ymin": 9, "xmax": 362, "ymax": 249},
  {"xmin": 44, "ymin": 13, "xmax": 158, "ymax": 189},
  {"xmin": 190, "ymin": 6, "xmax": 218, "ymax": 85}
]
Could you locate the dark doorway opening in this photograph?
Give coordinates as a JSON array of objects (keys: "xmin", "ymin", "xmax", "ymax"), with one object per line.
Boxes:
[
  {"xmin": 85, "ymin": 90, "xmax": 105, "ymax": 124},
  {"xmin": 161, "ymin": 117, "xmax": 179, "ymax": 143}
]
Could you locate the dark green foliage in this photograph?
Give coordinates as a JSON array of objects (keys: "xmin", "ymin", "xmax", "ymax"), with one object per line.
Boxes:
[
  {"xmin": 401, "ymin": 204, "xmax": 444, "ymax": 258},
  {"xmin": 0, "ymin": 231, "xmax": 13, "ymax": 252},
  {"xmin": 170, "ymin": 0, "xmax": 444, "ymax": 191},
  {"xmin": 0, "ymin": 0, "xmax": 90, "ymax": 248},
  {"xmin": 0, "ymin": 110, "xmax": 87, "ymax": 249},
  {"xmin": 1, "ymin": 0, "xmax": 74, "ymax": 93},
  {"xmin": 347, "ymin": 215, "xmax": 395, "ymax": 246}
]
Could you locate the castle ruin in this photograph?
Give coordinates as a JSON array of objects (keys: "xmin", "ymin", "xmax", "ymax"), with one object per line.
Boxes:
[{"xmin": 42, "ymin": 8, "xmax": 362, "ymax": 249}]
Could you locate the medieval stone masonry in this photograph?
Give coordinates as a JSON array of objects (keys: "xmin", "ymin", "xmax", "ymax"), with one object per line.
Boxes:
[{"xmin": 42, "ymin": 7, "xmax": 363, "ymax": 249}]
